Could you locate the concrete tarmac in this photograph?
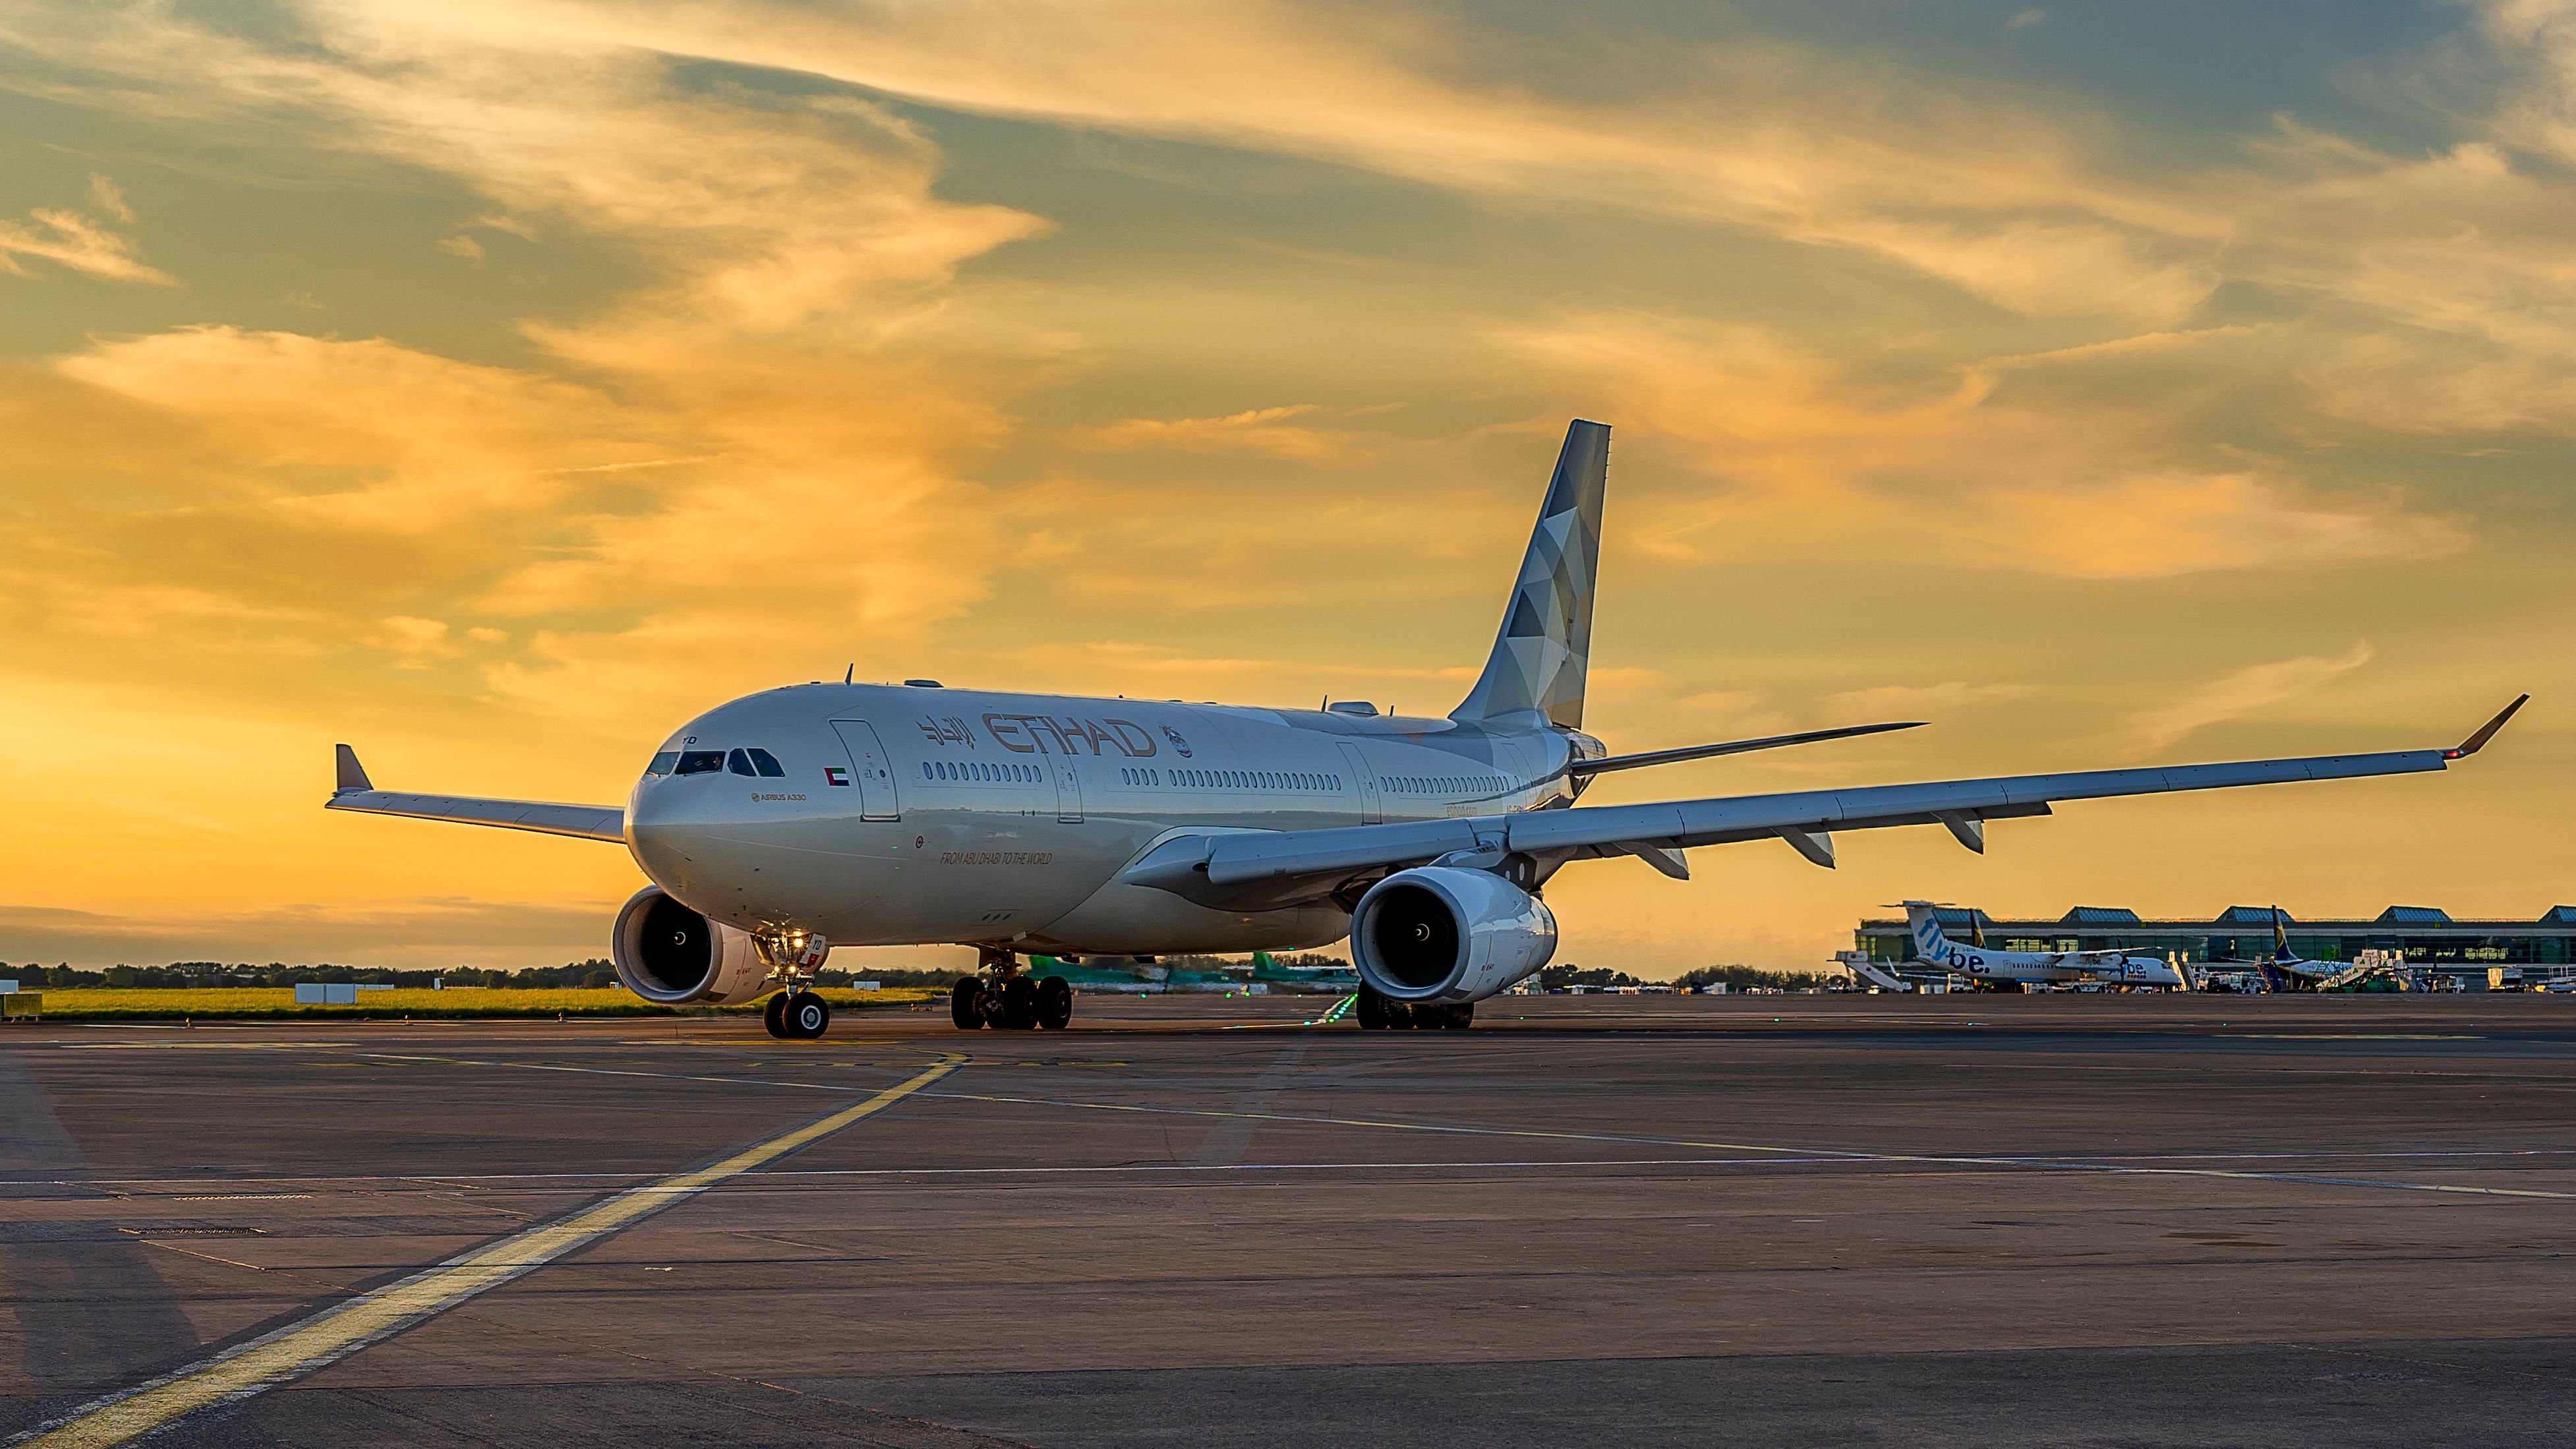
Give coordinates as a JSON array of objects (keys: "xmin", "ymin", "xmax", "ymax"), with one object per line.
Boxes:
[{"xmin": 5, "ymin": 993, "xmax": 2575, "ymax": 1446}]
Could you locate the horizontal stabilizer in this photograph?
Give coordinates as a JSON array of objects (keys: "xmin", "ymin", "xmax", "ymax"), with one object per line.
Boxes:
[{"xmin": 1569, "ymin": 721, "xmax": 1923, "ymax": 778}]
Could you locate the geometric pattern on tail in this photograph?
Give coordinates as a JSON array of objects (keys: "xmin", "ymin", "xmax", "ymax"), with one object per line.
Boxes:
[{"xmin": 1451, "ymin": 419, "xmax": 1611, "ymax": 730}]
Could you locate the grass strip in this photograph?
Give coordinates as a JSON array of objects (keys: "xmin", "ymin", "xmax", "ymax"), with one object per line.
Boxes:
[{"xmin": 14, "ymin": 986, "xmax": 947, "ymax": 1021}]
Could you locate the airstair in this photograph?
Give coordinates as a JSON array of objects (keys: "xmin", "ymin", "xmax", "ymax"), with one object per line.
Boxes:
[{"xmin": 1836, "ymin": 952, "xmax": 1914, "ymax": 993}]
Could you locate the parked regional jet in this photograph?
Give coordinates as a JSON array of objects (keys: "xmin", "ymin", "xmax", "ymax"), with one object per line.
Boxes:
[
  {"xmin": 1902, "ymin": 902, "xmax": 2187, "ymax": 990},
  {"xmin": 326, "ymin": 420, "xmax": 2525, "ymax": 1038}
]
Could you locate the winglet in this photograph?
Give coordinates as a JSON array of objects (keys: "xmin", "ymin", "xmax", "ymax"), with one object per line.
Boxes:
[
  {"xmin": 334, "ymin": 743, "xmax": 373, "ymax": 795},
  {"xmin": 2445, "ymin": 694, "xmax": 2529, "ymax": 759}
]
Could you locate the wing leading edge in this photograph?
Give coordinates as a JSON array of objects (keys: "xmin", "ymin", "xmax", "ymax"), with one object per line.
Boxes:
[
  {"xmin": 1125, "ymin": 697, "xmax": 2527, "ymax": 905},
  {"xmin": 324, "ymin": 744, "xmax": 626, "ymax": 844}
]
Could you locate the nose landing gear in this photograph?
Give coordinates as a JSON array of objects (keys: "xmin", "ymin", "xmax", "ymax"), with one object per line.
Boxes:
[
  {"xmin": 763, "ymin": 988, "xmax": 832, "ymax": 1040},
  {"xmin": 753, "ymin": 928, "xmax": 834, "ymax": 1040},
  {"xmin": 951, "ymin": 949, "xmax": 1074, "ymax": 1030}
]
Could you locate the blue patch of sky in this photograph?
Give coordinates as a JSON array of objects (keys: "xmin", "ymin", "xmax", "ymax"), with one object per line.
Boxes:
[{"xmin": 1773, "ymin": 0, "xmax": 2473, "ymax": 154}]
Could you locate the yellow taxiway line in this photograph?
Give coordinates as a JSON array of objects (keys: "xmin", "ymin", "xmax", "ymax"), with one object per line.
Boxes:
[{"xmin": 10, "ymin": 1054, "xmax": 964, "ymax": 1449}]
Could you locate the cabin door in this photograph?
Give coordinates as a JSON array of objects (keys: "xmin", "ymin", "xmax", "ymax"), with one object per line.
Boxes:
[
  {"xmin": 1335, "ymin": 742, "xmax": 1382, "ymax": 825},
  {"xmin": 829, "ymin": 720, "xmax": 903, "ymax": 821}
]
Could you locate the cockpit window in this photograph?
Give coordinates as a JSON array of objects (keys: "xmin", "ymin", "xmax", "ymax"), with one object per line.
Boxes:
[
  {"xmin": 727, "ymin": 748, "xmax": 757, "ymax": 777},
  {"xmin": 746, "ymin": 748, "xmax": 786, "ymax": 778},
  {"xmin": 645, "ymin": 752, "xmax": 680, "ymax": 777},
  {"xmin": 675, "ymin": 750, "xmax": 725, "ymax": 775}
]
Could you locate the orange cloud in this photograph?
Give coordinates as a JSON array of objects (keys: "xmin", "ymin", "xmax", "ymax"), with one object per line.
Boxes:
[
  {"xmin": 0, "ymin": 175, "xmax": 173, "ymax": 285},
  {"xmin": 2119, "ymin": 644, "xmax": 2377, "ymax": 757},
  {"xmin": 1077, "ymin": 404, "xmax": 1367, "ymax": 459},
  {"xmin": 1501, "ymin": 312, "xmax": 2467, "ymax": 578}
]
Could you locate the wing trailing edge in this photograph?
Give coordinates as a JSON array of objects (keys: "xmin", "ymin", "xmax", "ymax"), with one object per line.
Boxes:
[{"xmin": 1123, "ymin": 698, "xmax": 2524, "ymax": 906}]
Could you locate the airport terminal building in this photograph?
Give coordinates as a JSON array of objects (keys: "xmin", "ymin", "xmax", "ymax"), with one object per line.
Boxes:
[{"xmin": 1855, "ymin": 904, "xmax": 2576, "ymax": 976}]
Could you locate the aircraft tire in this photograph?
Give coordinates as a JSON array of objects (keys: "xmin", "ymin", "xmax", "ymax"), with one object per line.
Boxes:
[
  {"xmin": 782, "ymin": 991, "xmax": 830, "ymax": 1040},
  {"xmin": 1409, "ymin": 1003, "xmax": 1444, "ymax": 1030},
  {"xmin": 1036, "ymin": 976, "xmax": 1073, "ymax": 1030},
  {"xmin": 1355, "ymin": 988, "xmax": 1388, "ymax": 1030},
  {"xmin": 999, "ymin": 974, "xmax": 1039, "ymax": 1030},
  {"xmin": 950, "ymin": 977, "xmax": 983, "ymax": 1030},
  {"xmin": 1442, "ymin": 1003, "xmax": 1474, "ymax": 1030},
  {"xmin": 763, "ymin": 992, "xmax": 790, "ymax": 1038}
]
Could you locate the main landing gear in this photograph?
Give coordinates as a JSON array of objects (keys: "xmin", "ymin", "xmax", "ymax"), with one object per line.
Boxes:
[
  {"xmin": 1355, "ymin": 984, "xmax": 1473, "ymax": 1030},
  {"xmin": 952, "ymin": 949, "xmax": 1073, "ymax": 1030},
  {"xmin": 763, "ymin": 988, "xmax": 832, "ymax": 1040}
]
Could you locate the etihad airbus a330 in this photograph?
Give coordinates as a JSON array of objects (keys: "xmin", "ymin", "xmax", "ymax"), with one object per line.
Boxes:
[{"xmin": 328, "ymin": 421, "xmax": 2525, "ymax": 1038}]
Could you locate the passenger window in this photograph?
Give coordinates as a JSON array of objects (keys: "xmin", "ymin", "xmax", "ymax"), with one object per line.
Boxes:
[
  {"xmin": 746, "ymin": 748, "xmax": 786, "ymax": 777},
  {"xmin": 676, "ymin": 750, "xmax": 724, "ymax": 775},
  {"xmin": 646, "ymin": 752, "xmax": 680, "ymax": 777}
]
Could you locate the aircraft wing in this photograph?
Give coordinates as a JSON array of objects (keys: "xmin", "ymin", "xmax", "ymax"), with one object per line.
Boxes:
[
  {"xmin": 1126, "ymin": 698, "xmax": 2523, "ymax": 905},
  {"xmin": 322, "ymin": 744, "xmax": 628, "ymax": 844}
]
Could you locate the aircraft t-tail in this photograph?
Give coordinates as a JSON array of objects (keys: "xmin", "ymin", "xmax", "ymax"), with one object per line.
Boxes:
[
  {"xmin": 326, "ymin": 420, "xmax": 2525, "ymax": 1037},
  {"xmin": 1902, "ymin": 902, "xmax": 2187, "ymax": 990}
]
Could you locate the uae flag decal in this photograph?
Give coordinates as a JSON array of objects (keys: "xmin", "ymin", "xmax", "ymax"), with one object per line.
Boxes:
[{"xmin": 824, "ymin": 767, "xmax": 850, "ymax": 787}]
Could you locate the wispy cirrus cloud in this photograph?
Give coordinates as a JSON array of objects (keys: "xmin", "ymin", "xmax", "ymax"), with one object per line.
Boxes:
[
  {"xmin": 1823, "ymin": 681, "xmax": 2041, "ymax": 725},
  {"xmin": 2119, "ymin": 643, "xmax": 2376, "ymax": 757},
  {"xmin": 1076, "ymin": 404, "xmax": 1368, "ymax": 459},
  {"xmin": 0, "ymin": 174, "xmax": 173, "ymax": 285},
  {"xmin": 1499, "ymin": 312, "xmax": 2467, "ymax": 578}
]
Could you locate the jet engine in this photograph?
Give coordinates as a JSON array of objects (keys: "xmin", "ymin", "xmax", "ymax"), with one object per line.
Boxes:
[
  {"xmin": 611, "ymin": 885, "xmax": 771, "ymax": 1005},
  {"xmin": 1349, "ymin": 866, "xmax": 1556, "ymax": 1004}
]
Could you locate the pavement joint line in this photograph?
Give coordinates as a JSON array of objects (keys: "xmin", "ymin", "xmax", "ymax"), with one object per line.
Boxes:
[
  {"xmin": 6, "ymin": 1144, "xmax": 2571, "ymax": 1194},
  {"xmin": 920, "ymin": 1088, "xmax": 2576, "ymax": 1201},
  {"xmin": 4, "ymin": 1053, "xmax": 968, "ymax": 1449}
]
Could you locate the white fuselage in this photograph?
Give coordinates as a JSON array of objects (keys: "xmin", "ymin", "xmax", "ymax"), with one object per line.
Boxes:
[
  {"xmin": 1906, "ymin": 908, "xmax": 2183, "ymax": 988},
  {"xmin": 624, "ymin": 683, "xmax": 1581, "ymax": 956},
  {"xmin": 1924, "ymin": 942, "xmax": 2182, "ymax": 988}
]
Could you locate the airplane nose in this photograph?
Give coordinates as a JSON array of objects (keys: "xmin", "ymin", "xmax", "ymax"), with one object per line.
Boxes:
[{"xmin": 626, "ymin": 781, "xmax": 709, "ymax": 885}]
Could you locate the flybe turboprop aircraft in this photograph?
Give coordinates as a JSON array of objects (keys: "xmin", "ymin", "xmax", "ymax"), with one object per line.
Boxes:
[
  {"xmin": 326, "ymin": 421, "xmax": 2525, "ymax": 1039},
  {"xmin": 1902, "ymin": 902, "xmax": 2186, "ymax": 990}
]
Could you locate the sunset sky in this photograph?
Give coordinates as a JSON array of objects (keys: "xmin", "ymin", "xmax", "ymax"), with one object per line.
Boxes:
[{"xmin": 7, "ymin": 0, "xmax": 2576, "ymax": 974}]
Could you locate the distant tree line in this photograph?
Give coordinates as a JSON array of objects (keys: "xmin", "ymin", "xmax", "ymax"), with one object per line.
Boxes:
[{"xmin": 1672, "ymin": 964, "xmax": 1830, "ymax": 991}]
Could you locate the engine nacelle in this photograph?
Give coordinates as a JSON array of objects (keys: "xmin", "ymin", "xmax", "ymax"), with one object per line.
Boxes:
[
  {"xmin": 1350, "ymin": 866, "xmax": 1557, "ymax": 1004},
  {"xmin": 612, "ymin": 886, "xmax": 770, "ymax": 1005}
]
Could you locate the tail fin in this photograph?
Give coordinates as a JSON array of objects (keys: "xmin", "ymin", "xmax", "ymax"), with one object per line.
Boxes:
[
  {"xmin": 2271, "ymin": 906, "xmax": 2293, "ymax": 961},
  {"xmin": 1903, "ymin": 901, "xmax": 1952, "ymax": 962},
  {"xmin": 1451, "ymin": 419, "xmax": 1610, "ymax": 729}
]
